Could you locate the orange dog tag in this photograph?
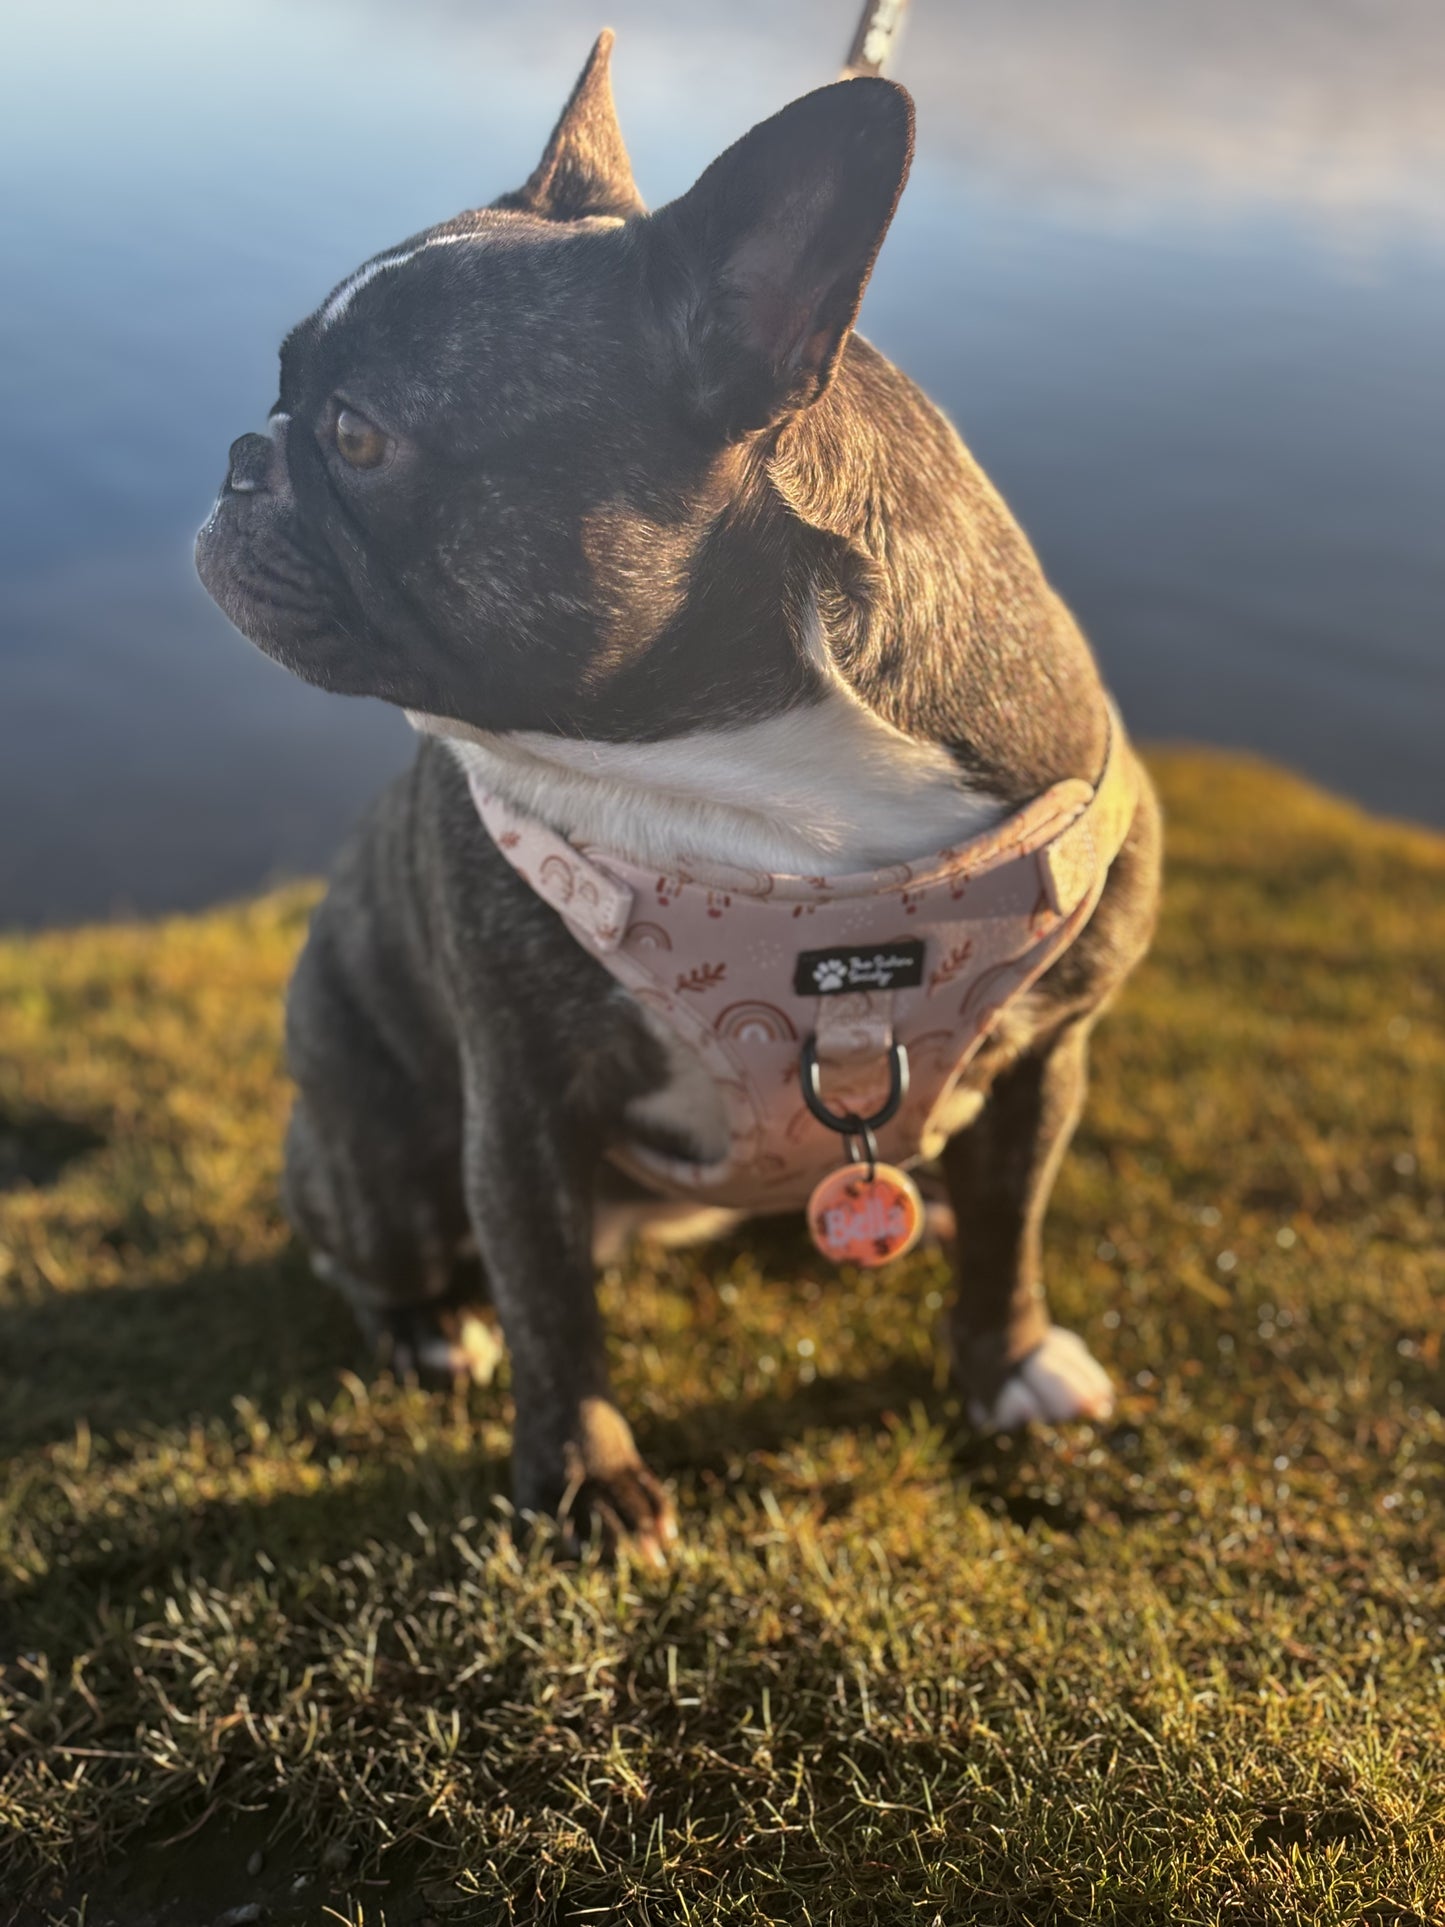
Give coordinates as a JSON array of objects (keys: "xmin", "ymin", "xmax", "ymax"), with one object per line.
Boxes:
[{"xmin": 806, "ymin": 1161, "xmax": 925, "ymax": 1268}]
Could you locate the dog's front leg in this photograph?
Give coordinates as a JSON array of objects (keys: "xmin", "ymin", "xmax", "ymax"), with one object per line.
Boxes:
[
  {"xmin": 941, "ymin": 1022, "xmax": 1116, "ymax": 1430},
  {"xmin": 460, "ymin": 1052, "xmax": 676, "ymax": 1563}
]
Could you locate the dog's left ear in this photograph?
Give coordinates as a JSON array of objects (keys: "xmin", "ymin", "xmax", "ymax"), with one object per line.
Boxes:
[
  {"xmin": 647, "ymin": 78, "xmax": 915, "ymax": 437},
  {"xmin": 495, "ymin": 30, "xmax": 646, "ymax": 223}
]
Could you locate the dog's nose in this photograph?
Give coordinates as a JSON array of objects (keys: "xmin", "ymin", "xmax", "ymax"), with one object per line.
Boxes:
[{"xmin": 225, "ymin": 432, "xmax": 276, "ymax": 495}]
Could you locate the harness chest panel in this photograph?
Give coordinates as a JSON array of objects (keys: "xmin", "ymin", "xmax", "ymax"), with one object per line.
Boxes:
[{"xmin": 468, "ymin": 712, "xmax": 1138, "ymax": 1211}]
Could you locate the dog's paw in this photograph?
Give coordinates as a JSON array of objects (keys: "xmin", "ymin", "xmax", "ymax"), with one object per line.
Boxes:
[
  {"xmin": 967, "ymin": 1327, "xmax": 1115, "ymax": 1431},
  {"xmin": 558, "ymin": 1460, "xmax": 678, "ymax": 1570},
  {"xmin": 310, "ymin": 1251, "xmax": 504, "ymax": 1388},
  {"xmin": 377, "ymin": 1303, "xmax": 504, "ymax": 1388},
  {"xmin": 519, "ymin": 1397, "xmax": 678, "ymax": 1568}
]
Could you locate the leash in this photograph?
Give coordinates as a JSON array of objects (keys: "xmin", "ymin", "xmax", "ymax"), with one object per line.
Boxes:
[
  {"xmin": 812, "ymin": 0, "xmax": 919, "ymax": 1257},
  {"xmin": 842, "ymin": 0, "xmax": 911, "ymax": 78}
]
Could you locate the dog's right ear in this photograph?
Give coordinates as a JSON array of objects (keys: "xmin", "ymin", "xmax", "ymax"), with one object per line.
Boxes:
[
  {"xmin": 495, "ymin": 30, "xmax": 646, "ymax": 223},
  {"xmin": 646, "ymin": 79, "xmax": 915, "ymax": 438}
]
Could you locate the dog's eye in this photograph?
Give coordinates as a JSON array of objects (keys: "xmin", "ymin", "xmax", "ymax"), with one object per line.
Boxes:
[{"xmin": 333, "ymin": 405, "xmax": 391, "ymax": 470}]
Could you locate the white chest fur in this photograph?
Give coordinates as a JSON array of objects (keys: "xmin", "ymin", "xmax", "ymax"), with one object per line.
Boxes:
[
  {"xmin": 413, "ymin": 690, "xmax": 1003, "ymax": 876},
  {"xmin": 410, "ymin": 690, "xmax": 1006, "ymax": 1167}
]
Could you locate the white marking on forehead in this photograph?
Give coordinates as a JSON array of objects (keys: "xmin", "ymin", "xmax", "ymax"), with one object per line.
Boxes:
[{"xmin": 319, "ymin": 230, "xmax": 477, "ymax": 329}]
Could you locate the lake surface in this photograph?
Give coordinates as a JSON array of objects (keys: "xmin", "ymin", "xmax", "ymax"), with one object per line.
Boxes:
[{"xmin": 3, "ymin": 0, "xmax": 1442, "ymax": 927}]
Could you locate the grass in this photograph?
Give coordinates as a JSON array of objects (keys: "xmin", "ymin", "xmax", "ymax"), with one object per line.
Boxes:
[{"xmin": 0, "ymin": 749, "xmax": 1442, "ymax": 1926}]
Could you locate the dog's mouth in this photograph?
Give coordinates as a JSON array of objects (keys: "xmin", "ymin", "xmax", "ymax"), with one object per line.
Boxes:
[
  {"xmin": 194, "ymin": 449, "xmax": 476, "ymax": 718},
  {"xmin": 197, "ymin": 407, "xmax": 378, "ymax": 677},
  {"xmin": 195, "ymin": 489, "xmax": 343, "ymax": 670}
]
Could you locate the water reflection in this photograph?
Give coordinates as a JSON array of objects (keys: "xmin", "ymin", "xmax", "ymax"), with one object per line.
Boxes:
[{"xmin": 2, "ymin": 0, "xmax": 1441, "ymax": 924}]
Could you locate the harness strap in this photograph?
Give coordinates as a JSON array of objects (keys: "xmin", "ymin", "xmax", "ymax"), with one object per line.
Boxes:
[
  {"xmin": 1039, "ymin": 708, "xmax": 1137, "ymax": 919},
  {"xmin": 481, "ymin": 815, "xmax": 635, "ymax": 951}
]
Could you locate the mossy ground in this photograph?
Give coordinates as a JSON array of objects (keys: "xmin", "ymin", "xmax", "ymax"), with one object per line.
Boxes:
[{"xmin": 1, "ymin": 752, "xmax": 1442, "ymax": 1926}]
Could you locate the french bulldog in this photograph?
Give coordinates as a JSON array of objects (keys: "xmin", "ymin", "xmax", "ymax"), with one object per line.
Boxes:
[{"xmin": 196, "ymin": 35, "xmax": 1161, "ymax": 1561}]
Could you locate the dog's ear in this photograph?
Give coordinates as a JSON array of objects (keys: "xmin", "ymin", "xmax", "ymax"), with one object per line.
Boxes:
[
  {"xmin": 647, "ymin": 78, "xmax": 914, "ymax": 437},
  {"xmin": 495, "ymin": 31, "xmax": 646, "ymax": 223}
]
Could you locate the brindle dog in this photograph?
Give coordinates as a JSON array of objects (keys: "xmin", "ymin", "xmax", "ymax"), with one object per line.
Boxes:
[{"xmin": 197, "ymin": 38, "xmax": 1161, "ymax": 1560}]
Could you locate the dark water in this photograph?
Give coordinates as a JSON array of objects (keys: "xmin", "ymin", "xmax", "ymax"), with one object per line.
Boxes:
[{"xmin": 3, "ymin": 0, "xmax": 1442, "ymax": 927}]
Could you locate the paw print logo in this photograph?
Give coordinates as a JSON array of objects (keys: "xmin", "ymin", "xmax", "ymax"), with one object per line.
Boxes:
[{"xmin": 812, "ymin": 957, "xmax": 849, "ymax": 992}]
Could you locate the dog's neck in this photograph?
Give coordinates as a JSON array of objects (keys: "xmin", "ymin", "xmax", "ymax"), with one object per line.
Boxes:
[{"xmin": 413, "ymin": 668, "xmax": 1006, "ymax": 876}]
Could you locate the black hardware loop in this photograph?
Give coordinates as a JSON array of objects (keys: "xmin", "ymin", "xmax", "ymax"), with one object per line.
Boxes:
[
  {"xmin": 843, "ymin": 1122, "xmax": 881, "ymax": 1180},
  {"xmin": 799, "ymin": 1035, "xmax": 910, "ymax": 1144}
]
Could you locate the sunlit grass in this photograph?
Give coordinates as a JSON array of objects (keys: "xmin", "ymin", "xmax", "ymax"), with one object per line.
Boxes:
[{"xmin": 1, "ymin": 752, "xmax": 1442, "ymax": 1924}]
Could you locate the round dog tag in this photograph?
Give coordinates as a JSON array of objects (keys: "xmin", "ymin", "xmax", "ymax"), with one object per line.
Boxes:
[{"xmin": 806, "ymin": 1161, "xmax": 925, "ymax": 1268}]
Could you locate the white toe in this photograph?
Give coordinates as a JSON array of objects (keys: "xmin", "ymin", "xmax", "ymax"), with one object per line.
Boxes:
[
  {"xmin": 969, "ymin": 1327, "xmax": 1115, "ymax": 1431},
  {"xmin": 455, "ymin": 1309, "xmax": 504, "ymax": 1386},
  {"xmin": 415, "ymin": 1311, "xmax": 504, "ymax": 1387}
]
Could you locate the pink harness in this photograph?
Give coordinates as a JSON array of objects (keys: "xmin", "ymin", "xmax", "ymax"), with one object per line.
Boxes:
[{"xmin": 467, "ymin": 710, "xmax": 1138, "ymax": 1211}]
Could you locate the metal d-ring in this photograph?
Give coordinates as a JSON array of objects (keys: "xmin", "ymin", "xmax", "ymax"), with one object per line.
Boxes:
[{"xmin": 799, "ymin": 1034, "xmax": 910, "ymax": 1143}]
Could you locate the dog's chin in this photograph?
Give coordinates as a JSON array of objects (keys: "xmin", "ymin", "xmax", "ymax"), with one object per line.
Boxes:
[
  {"xmin": 195, "ymin": 509, "xmax": 363, "ymax": 694},
  {"xmin": 195, "ymin": 523, "xmax": 277, "ymax": 650}
]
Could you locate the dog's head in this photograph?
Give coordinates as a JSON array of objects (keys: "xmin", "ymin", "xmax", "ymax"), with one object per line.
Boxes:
[{"xmin": 195, "ymin": 35, "xmax": 913, "ymax": 737}]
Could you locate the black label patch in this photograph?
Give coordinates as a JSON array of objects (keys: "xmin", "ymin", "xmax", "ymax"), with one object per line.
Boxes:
[{"xmin": 794, "ymin": 939, "xmax": 926, "ymax": 997}]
